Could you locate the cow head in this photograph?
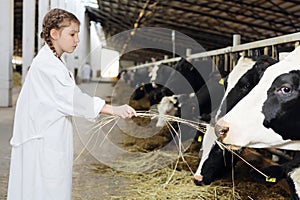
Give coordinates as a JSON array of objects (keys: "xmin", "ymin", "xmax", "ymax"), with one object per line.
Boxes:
[
  {"xmin": 262, "ymin": 70, "xmax": 300, "ymax": 140},
  {"xmin": 156, "ymin": 93, "xmax": 199, "ymax": 127},
  {"xmin": 196, "ymin": 55, "xmax": 276, "ymax": 184},
  {"xmin": 156, "ymin": 96, "xmax": 178, "ymax": 127},
  {"xmin": 215, "ymin": 47, "xmax": 300, "ymax": 150}
]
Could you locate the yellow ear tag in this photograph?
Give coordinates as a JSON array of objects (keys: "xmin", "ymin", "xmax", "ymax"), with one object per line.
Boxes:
[
  {"xmin": 266, "ymin": 177, "xmax": 276, "ymax": 183},
  {"xmin": 198, "ymin": 136, "xmax": 202, "ymax": 142},
  {"xmin": 219, "ymin": 78, "xmax": 225, "ymax": 85}
]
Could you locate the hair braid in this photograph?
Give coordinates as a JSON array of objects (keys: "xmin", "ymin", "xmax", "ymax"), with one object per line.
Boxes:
[{"xmin": 40, "ymin": 8, "xmax": 80, "ymax": 58}]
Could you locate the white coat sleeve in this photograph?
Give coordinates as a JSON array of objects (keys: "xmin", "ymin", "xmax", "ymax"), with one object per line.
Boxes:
[{"xmin": 53, "ymin": 68, "xmax": 105, "ymax": 120}]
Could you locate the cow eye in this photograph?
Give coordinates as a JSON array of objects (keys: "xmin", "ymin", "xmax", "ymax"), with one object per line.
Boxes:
[
  {"xmin": 279, "ymin": 86, "xmax": 292, "ymax": 94},
  {"xmin": 242, "ymin": 83, "xmax": 251, "ymax": 90}
]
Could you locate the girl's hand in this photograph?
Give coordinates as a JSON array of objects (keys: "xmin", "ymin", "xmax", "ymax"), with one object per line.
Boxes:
[{"xmin": 112, "ymin": 104, "xmax": 137, "ymax": 119}]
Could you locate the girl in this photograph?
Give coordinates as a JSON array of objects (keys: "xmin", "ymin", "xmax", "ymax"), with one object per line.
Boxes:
[{"xmin": 7, "ymin": 8, "xmax": 136, "ymax": 200}]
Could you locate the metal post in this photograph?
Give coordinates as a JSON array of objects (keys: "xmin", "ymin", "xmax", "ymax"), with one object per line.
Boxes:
[
  {"xmin": 172, "ymin": 30, "xmax": 175, "ymax": 59},
  {"xmin": 232, "ymin": 34, "xmax": 241, "ymax": 68},
  {"xmin": 271, "ymin": 45, "xmax": 275, "ymax": 59},
  {"xmin": 22, "ymin": 0, "xmax": 36, "ymax": 82},
  {"xmin": 38, "ymin": 0, "xmax": 50, "ymax": 50},
  {"xmin": 264, "ymin": 47, "xmax": 269, "ymax": 55},
  {"xmin": 233, "ymin": 34, "xmax": 241, "ymax": 46},
  {"xmin": 216, "ymin": 55, "xmax": 220, "ymax": 71},
  {"xmin": 186, "ymin": 48, "xmax": 192, "ymax": 57},
  {"xmin": 224, "ymin": 54, "xmax": 228, "ymax": 72},
  {"xmin": 229, "ymin": 53, "xmax": 233, "ymax": 71}
]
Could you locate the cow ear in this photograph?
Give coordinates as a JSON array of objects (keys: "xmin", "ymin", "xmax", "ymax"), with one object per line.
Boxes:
[{"xmin": 255, "ymin": 56, "xmax": 277, "ymax": 71}]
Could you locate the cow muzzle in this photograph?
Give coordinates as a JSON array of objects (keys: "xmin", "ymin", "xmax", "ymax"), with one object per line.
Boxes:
[
  {"xmin": 214, "ymin": 123, "xmax": 241, "ymax": 150},
  {"xmin": 215, "ymin": 124, "xmax": 229, "ymax": 140}
]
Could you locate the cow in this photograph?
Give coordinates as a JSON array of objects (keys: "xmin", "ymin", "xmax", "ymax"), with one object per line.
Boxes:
[
  {"xmin": 194, "ymin": 54, "xmax": 278, "ymax": 185},
  {"xmin": 163, "ymin": 58, "xmax": 210, "ymax": 94},
  {"xmin": 214, "ymin": 47, "xmax": 300, "ymax": 199},
  {"xmin": 131, "ymin": 63, "xmax": 174, "ymax": 103},
  {"xmin": 130, "ymin": 57, "xmax": 215, "ymax": 111},
  {"xmin": 156, "ymin": 70, "xmax": 225, "ymax": 127},
  {"xmin": 145, "ymin": 58, "xmax": 212, "ymax": 106}
]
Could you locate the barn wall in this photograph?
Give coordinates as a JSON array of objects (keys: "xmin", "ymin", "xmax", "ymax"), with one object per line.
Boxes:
[{"xmin": 0, "ymin": 0, "xmax": 13, "ymax": 107}]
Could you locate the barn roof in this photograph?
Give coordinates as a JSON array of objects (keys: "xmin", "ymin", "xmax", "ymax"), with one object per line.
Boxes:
[
  {"xmin": 85, "ymin": 0, "xmax": 300, "ymax": 62},
  {"xmin": 13, "ymin": 0, "xmax": 300, "ymax": 63}
]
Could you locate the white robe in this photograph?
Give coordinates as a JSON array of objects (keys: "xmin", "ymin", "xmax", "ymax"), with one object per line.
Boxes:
[{"xmin": 7, "ymin": 45, "xmax": 105, "ymax": 200}]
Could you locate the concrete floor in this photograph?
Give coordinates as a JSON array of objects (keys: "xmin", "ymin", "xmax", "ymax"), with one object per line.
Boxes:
[
  {"xmin": 0, "ymin": 87, "xmax": 19, "ymax": 200},
  {"xmin": 0, "ymin": 81, "xmax": 132, "ymax": 200}
]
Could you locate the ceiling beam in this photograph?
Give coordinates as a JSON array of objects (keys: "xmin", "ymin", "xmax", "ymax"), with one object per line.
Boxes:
[
  {"xmin": 226, "ymin": 0, "xmax": 300, "ymax": 18},
  {"xmin": 157, "ymin": 1, "xmax": 292, "ymax": 34}
]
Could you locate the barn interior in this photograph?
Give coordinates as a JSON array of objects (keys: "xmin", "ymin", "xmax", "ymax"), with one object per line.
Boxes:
[{"xmin": 1, "ymin": 0, "xmax": 300, "ymax": 199}]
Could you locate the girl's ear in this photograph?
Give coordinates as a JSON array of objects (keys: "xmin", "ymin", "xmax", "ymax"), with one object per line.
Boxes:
[{"xmin": 50, "ymin": 29, "xmax": 59, "ymax": 40}]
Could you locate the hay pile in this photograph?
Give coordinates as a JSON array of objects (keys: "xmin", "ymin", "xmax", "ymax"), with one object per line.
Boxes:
[
  {"xmin": 80, "ymin": 157, "xmax": 290, "ymax": 200},
  {"xmin": 79, "ymin": 80, "xmax": 290, "ymax": 199},
  {"xmin": 87, "ymin": 163, "xmax": 240, "ymax": 200},
  {"xmin": 114, "ymin": 169, "xmax": 240, "ymax": 200}
]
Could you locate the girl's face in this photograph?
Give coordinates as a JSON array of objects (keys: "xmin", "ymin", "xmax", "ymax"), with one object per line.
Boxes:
[{"xmin": 51, "ymin": 21, "xmax": 80, "ymax": 57}]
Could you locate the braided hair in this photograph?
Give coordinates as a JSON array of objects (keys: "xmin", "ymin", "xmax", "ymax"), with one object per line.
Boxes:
[{"xmin": 40, "ymin": 8, "xmax": 80, "ymax": 58}]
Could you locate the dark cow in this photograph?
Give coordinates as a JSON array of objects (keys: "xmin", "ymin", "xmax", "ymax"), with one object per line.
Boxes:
[
  {"xmin": 250, "ymin": 152, "xmax": 300, "ymax": 200},
  {"xmin": 194, "ymin": 55, "xmax": 278, "ymax": 185},
  {"xmin": 156, "ymin": 70, "xmax": 225, "ymax": 127},
  {"xmin": 164, "ymin": 58, "xmax": 210, "ymax": 93},
  {"xmin": 215, "ymin": 47, "xmax": 300, "ymax": 199},
  {"xmin": 131, "ymin": 63, "xmax": 174, "ymax": 102},
  {"xmin": 147, "ymin": 58, "xmax": 211, "ymax": 105}
]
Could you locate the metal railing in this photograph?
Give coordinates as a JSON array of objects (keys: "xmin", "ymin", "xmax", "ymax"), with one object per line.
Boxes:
[{"xmin": 126, "ymin": 32, "xmax": 300, "ymax": 71}]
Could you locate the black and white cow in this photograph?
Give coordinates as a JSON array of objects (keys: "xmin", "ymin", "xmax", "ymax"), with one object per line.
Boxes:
[
  {"xmin": 131, "ymin": 63, "xmax": 173, "ymax": 101},
  {"xmin": 146, "ymin": 58, "xmax": 212, "ymax": 106},
  {"xmin": 194, "ymin": 54, "xmax": 278, "ymax": 185},
  {"xmin": 131, "ymin": 58, "xmax": 210, "ymax": 106},
  {"xmin": 163, "ymin": 58, "xmax": 210, "ymax": 94},
  {"xmin": 156, "ymin": 70, "xmax": 225, "ymax": 127},
  {"xmin": 262, "ymin": 70, "xmax": 300, "ymax": 140},
  {"xmin": 215, "ymin": 47, "xmax": 300, "ymax": 199}
]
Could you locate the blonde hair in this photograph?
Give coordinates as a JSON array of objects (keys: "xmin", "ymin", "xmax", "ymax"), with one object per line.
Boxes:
[{"xmin": 40, "ymin": 8, "xmax": 80, "ymax": 57}]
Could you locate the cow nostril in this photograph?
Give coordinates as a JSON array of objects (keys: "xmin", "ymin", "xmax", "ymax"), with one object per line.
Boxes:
[
  {"xmin": 215, "ymin": 124, "xmax": 229, "ymax": 137},
  {"xmin": 221, "ymin": 127, "xmax": 229, "ymax": 135}
]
